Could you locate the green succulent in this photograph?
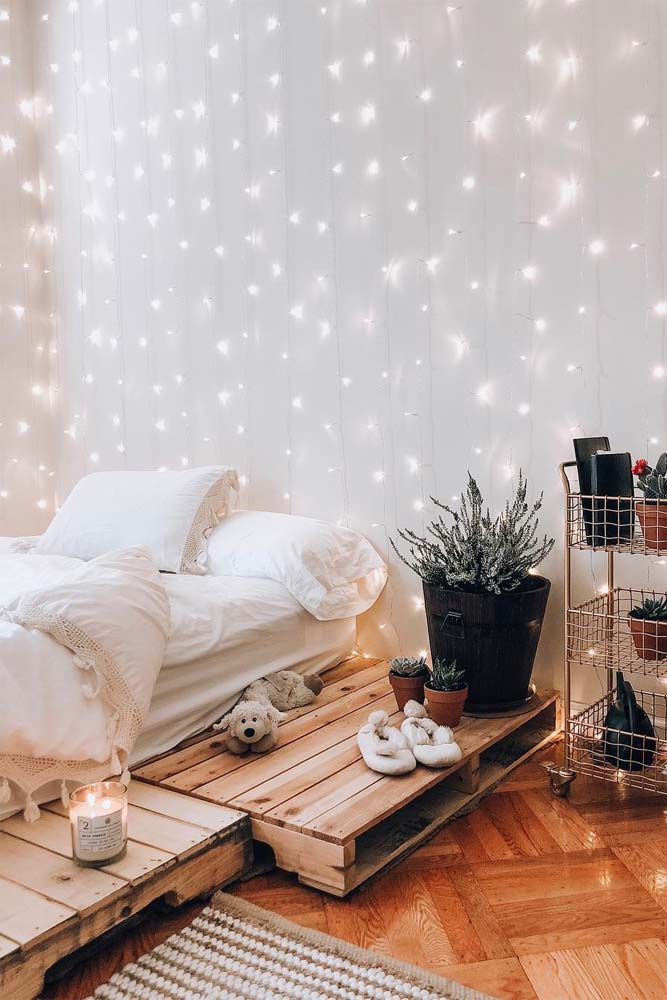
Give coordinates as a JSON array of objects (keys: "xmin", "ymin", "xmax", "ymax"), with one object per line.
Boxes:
[
  {"xmin": 389, "ymin": 656, "xmax": 428, "ymax": 677},
  {"xmin": 428, "ymin": 658, "xmax": 467, "ymax": 692},
  {"xmin": 392, "ymin": 472, "xmax": 554, "ymax": 594},
  {"xmin": 628, "ymin": 596, "xmax": 667, "ymax": 621}
]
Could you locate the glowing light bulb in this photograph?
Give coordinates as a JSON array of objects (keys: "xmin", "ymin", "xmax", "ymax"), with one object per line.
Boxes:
[
  {"xmin": 588, "ymin": 239, "xmax": 605, "ymax": 256},
  {"xmin": 526, "ymin": 44, "xmax": 541, "ymax": 63},
  {"xmin": 462, "ymin": 175, "xmax": 476, "ymax": 190}
]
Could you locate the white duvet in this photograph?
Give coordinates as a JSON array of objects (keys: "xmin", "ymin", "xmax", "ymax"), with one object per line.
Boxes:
[{"xmin": 0, "ymin": 547, "xmax": 170, "ymax": 819}]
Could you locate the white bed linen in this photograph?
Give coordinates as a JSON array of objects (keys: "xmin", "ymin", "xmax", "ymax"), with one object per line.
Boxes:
[
  {"xmin": 0, "ymin": 540, "xmax": 355, "ymax": 817},
  {"xmin": 0, "ymin": 547, "xmax": 170, "ymax": 816}
]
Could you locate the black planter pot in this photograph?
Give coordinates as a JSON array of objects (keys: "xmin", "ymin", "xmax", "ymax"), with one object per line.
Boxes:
[{"xmin": 422, "ymin": 576, "xmax": 551, "ymax": 714}]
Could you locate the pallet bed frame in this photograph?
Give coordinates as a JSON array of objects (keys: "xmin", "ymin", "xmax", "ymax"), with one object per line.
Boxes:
[{"xmin": 136, "ymin": 656, "xmax": 559, "ymax": 897}]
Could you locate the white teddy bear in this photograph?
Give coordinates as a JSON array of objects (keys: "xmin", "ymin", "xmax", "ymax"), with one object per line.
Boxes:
[
  {"xmin": 214, "ymin": 700, "xmax": 285, "ymax": 755},
  {"xmin": 240, "ymin": 669, "xmax": 323, "ymax": 712}
]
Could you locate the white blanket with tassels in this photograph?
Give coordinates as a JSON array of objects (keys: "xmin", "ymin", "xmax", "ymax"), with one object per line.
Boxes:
[{"xmin": 0, "ymin": 547, "xmax": 170, "ymax": 819}]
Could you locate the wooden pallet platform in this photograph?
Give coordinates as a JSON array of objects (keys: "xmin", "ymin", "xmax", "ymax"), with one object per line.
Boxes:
[
  {"xmin": 0, "ymin": 781, "xmax": 251, "ymax": 1000},
  {"xmin": 136, "ymin": 657, "xmax": 559, "ymax": 897}
]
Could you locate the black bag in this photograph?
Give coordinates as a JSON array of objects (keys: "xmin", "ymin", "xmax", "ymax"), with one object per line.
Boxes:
[{"xmin": 602, "ymin": 671, "xmax": 657, "ymax": 772}]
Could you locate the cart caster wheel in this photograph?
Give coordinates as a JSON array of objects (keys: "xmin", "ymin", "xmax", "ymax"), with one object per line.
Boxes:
[
  {"xmin": 542, "ymin": 761, "xmax": 577, "ymax": 798},
  {"xmin": 550, "ymin": 776, "xmax": 573, "ymax": 798}
]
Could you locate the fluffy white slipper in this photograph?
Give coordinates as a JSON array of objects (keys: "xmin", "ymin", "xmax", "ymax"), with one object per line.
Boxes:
[
  {"xmin": 357, "ymin": 710, "xmax": 416, "ymax": 775},
  {"xmin": 401, "ymin": 700, "xmax": 463, "ymax": 768}
]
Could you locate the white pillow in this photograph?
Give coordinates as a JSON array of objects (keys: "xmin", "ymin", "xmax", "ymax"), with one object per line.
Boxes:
[
  {"xmin": 206, "ymin": 510, "xmax": 387, "ymax": 620},
  {"xmin": 36, "ymin": 467, "xmax": 239, "ymax": 574}
]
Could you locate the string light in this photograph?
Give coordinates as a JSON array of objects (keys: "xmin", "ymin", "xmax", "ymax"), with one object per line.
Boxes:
[{"xmin": 0, "ymin": 0, "xmax": 663, "ymax": 659}]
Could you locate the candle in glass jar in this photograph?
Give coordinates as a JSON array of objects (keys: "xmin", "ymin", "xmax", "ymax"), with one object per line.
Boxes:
[{"xmin": 69, "ymin": 781, "xmax": 128, "ymax": 866}]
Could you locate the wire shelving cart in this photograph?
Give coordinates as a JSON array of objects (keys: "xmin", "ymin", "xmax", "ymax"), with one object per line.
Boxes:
[{"xmin": 545, "ymin": 461, "xmax": 667, "ymax": 798}]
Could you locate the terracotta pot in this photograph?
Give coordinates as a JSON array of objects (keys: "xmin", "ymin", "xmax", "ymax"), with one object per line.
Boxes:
[
  {"xmin": 425, "ymin": 683, "xmax": 468, "ymax": 728},
  {"xmin": 629, "ymin": 617, "xmax": 667, "ymax": 661},
  {"xmin": 636, "ymin": 500, "xmax": 667, "ymax": 552},
  {"xmin": 388, "ymin": 672, "xmax": 426, "ymax": 710}
]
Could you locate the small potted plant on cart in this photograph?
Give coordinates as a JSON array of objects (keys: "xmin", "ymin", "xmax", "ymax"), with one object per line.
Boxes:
[
  {"xmin": 628, "ymin": 596, "xmax": 667, "ymax": 661},
  {"xmin": 425, "ymin": 659, "xmax": 468, "ymax": 727},
  {"xmin": 388, "ymin": 656, "xmax": 428, "ymax": 710},
  {"xmin": 633, "ymin": 454, "xmax": 667, "ymax": 551}
]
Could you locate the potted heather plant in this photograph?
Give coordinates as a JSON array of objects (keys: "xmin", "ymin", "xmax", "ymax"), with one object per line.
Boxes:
[
  {"xmin": 393, "ymin": 472, "xmax": 554, "ymax": 714},
  {"xmin": 388, "ymin": 656, "xmax": 428, "ymax": 710},
  {"xmin": 425, "ymin": 659, "xmax": 467, "ymax": 727},
  {"xmin": 633, "ymin": 455, "xmax": 667, "ymax": 551},
  {"xmin": 628, "ymin": 596, "xmax": 667, "ymax": 661}
]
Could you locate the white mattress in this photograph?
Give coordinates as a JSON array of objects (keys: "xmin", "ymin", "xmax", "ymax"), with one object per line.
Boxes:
[{"xmin": 132, "ymin": 574, "xmax": 355, "ymax": 763}]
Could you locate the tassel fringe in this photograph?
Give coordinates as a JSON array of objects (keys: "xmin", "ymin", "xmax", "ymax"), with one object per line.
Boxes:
[{"xmin": 23, "ymin": 794, "xmax": 40, "ymax": 822}]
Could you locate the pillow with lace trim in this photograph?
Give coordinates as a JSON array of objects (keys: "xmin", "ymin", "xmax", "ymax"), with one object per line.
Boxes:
[{"xmin": 36, "ymin": 467, "xmax": 239, "ymax": 574}]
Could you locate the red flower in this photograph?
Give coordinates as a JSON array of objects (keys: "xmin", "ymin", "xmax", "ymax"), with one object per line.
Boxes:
[{"xmin": 632, "ymin": 458, "xmax": 649, "ymax": 476}]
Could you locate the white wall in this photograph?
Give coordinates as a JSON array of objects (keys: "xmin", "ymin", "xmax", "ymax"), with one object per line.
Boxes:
[
  {"xmin": 0, "ymin": 0, "xmax": 55, "ymax": 534},
  {"xmin": 5, "ymin": 0, "xmax": 667, "ymax": 693}
]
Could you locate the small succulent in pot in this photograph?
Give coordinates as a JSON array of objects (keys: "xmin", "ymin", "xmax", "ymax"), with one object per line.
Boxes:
[
  {"xmin": 389, "ymin": 656, "xmax": 429, "ymax": 677},
  {"xmin": 633, "ymin": 455, "xmax": 667, "ymax": 551},
  {"xmin": 628, "ymin": 595, "xmax": 667, "ymax": 661},
  {"xmin": 388, "ymin": 656, "xmax": 428, "ymax": 710},
  {"xmin": 425, "ymin": 658, "xmax": 468, "ymax": 727}
]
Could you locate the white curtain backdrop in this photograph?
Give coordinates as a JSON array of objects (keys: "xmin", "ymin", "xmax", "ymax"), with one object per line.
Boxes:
[{"xmin": 2, "ymin": 0, "xmax": 667, "ymax": 693}]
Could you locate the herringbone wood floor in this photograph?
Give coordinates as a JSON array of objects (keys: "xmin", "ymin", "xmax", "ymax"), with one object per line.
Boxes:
[{"xmin": 44, "ymin": 739, "xmax": 667, "ymax": 1000}]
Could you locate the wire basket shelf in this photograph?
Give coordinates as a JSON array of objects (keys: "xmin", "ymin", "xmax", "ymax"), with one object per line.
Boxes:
[
  {"xmin": 568, "ymin": 587, "xmax": 667, "ymax": 678},
  {"xmin": 566, "ymin": 493, "xmax": 667, "ymax": 554},
  {"xmin": 567, "ymin": 688, "xmax": 667, "ymax": 793}
]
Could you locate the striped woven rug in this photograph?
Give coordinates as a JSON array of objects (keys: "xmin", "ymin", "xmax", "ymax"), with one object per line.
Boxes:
[{"xmin": 86, "ymin": 891, "xmax": 494, "ymax": 1000}]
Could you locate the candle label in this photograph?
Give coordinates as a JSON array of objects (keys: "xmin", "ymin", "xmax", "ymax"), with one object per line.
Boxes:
[{"xmin": 77, "ymin": 810, "xmax": 123, "ymax": 856}]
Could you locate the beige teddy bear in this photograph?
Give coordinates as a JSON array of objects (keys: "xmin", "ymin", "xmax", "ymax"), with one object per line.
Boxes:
[
  {"xmin": 214, "ymin": 700, "xmax": 285, "ymax": 755},
  {"xmin": 240, "ymin": 669, "xmax": 323, "ymax": 712}
]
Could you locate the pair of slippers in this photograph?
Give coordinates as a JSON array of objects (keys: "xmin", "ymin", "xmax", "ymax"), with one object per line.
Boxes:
[{"xmin": 357, "ymin": 700, "xmax": 462, "ymax": 775}]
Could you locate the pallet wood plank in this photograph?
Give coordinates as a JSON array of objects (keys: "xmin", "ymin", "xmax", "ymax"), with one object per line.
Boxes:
[
  {"xmin": 266, "ymin": 759, "xmax": 382, "ymax": 832},
  {"xmin": 318, "ymin": 655, "xmax": 382, "ymax": 683},
  {"xmin": 126, "ymin": 780, "xmax": 243, "ymax": 830},
  {"xmin": 229, "ymin": 735, "xmax": 363, "ymax": 817},
  {"xmin": 0, "ymin": 936, "xmax": 19, "ymax": 961},
  {"xmin": 0, "ymin": 877, "xmax": 76, "ymax": 948},
  {"xmin": 0, "ymin": 831, "xmax": 127, "ymax": 913}
]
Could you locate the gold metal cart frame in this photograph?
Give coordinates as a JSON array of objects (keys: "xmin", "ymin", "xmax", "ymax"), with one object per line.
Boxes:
[{"xmin": 548, "ymin": 461, "xmax": 667, "ymax": 798}]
